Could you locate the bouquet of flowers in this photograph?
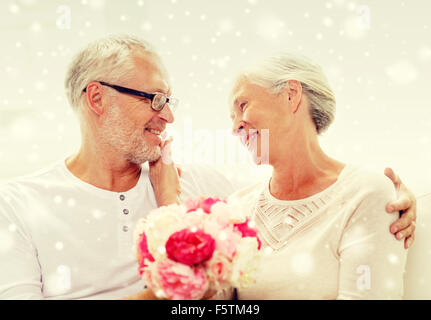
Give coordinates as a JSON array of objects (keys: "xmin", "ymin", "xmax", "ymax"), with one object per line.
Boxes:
[{"xmin": 133, "ymin": 197, "xmax": 262, "ymax": 300}]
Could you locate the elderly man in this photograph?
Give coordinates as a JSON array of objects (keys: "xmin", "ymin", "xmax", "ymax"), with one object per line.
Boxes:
[{"xmin": 0, "ymin": 35, "xmax": 416, "ymax": 300}]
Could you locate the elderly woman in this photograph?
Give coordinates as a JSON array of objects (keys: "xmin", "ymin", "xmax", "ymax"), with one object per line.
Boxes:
[
  {"xmin": 143, "ymin": 53, "xmax": 416, "ymax": 300},
  {"xmin": 225, "ymin": 53, "xmax": 408, "ymax": 299}
]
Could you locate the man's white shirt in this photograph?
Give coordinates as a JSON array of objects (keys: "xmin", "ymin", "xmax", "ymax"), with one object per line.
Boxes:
[{"xmin": 0, "ymin": 160, "xmax": 237, "ymax": 299}]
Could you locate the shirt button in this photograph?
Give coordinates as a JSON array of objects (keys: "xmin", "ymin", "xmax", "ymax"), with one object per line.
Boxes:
[
  {"xmin": 123, "ymin": 209, "xmax": 129, "ymax": 215},
  {"xmin": 119, "ymin": 195, "xmax": 125, "ymax": 201},
  {"xmin": 123, "ymin": 226, "xmax": 129, "ymax": 232}
]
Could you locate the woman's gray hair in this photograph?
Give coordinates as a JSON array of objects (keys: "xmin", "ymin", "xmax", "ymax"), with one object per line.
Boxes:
[
  {"xmin": 64, "ymin": 34, "xmax": 156, "ymax": 111},
  {"xmin": 241, "ymin": 53, "xmax": 336, "ymax": 134}
]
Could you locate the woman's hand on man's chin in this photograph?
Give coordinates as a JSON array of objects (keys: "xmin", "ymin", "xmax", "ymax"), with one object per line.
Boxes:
[{"xmin": 149, "ymin": 136, "xmax": 182, "ymax": 207}]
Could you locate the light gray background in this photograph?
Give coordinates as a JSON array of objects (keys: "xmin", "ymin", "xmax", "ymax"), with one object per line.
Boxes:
[{"xmin": 1, "ymin": 0, "xmax": 430, "ymax": 195}]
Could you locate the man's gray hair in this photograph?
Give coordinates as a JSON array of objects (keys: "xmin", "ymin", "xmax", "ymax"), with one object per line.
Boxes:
[
  {"xmin": 64, "ymin": 34, "xmax": 156, "ymax": 111},
  {"xmin": 241, "ymin": 53, "xmax": 336, "ymax": 134}
]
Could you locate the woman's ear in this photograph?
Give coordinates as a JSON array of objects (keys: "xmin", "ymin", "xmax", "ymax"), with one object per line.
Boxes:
[
  {"xmin": 84, "ymin": 81, "xmax": 106, "ymax": 116},
  {"xmin": 286, "ymin": 80, "xmax": 302, "ymax": 113}
]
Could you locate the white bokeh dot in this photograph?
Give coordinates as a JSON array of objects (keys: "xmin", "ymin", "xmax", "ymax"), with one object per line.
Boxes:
[
  {"xmin": 54, "ymin": 195, "xmax": 63, "ymax": 204},
  {"xmin": 55, "ymin": 242, "xmax": 64, "ymax": 250},
  {"xmin": 92, "ymin": 209, "xmax": 106, "ymax": 219},
  {"xmin": 264, "ymin": 247, "xmax": 273, "ymax": 255},
  {"xmin": 290, "ymin": 252, "xmax": 314, "ymax": 275},
  {"xmin": 67, "ymin": 198, "xmax": 76, "ymax": 207},
  {"xmin": 219, "ymin": 231, "xmax": 227, "ymax": 241},
  {"xmin": 388, "ymin": 253, "xmax": 399, "ymax": 264},
  {"xmin": 323, "ymin": 17, "xmax": 333, "ymax": 27},
  {"xmin": 9, "ymin": 4, "xmax": 20, "ymax": 13}
]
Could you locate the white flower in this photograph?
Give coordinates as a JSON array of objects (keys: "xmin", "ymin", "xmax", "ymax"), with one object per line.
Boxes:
[
  {"xmin": 182, "ymin": 208, "xmax": 206, "ymax": 229},
  {"xmin": 211, "ymin": 200, "xmax": 247, "ymax": 224},
  {"xmin": 203, "ymin": 218, "xmax": 241, "ymax": 259},
  {"xmin": 206, "ymin": 251, "xmax": 233, "ymax": 291},
  {"xmin": 230, "ymin": 237, "xmax": 261, "ymax": 288},
  {"xmin": 142, "ymin": 204, "xmax": 188, "ymax": 259}
]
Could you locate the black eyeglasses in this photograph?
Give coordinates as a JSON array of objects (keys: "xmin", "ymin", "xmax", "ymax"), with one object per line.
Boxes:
[{"xmin": 83, "ymin": 81, "xmax": 179, "ymax": 112}]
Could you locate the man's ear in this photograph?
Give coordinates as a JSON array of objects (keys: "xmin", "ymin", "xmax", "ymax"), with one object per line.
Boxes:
[
  {"xmin": 84, "ymin": 81, "xmax": 106, "ymax": 116},
  {"xmin": 285, "ymin": 80, "xmax": 303, "ymax": 114}
]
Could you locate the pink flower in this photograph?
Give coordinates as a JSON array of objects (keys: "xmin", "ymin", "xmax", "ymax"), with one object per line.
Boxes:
[
  {"xmin": 234, "ymin": 218, "xmax": 262, "ymax": 250},
  {"xmin": 166, "ymin": 229, "xmax": 215, "ymax": 266},
  {"xmin": 184, "ymin": 197, "xmax": 225, "ymax": 213},
  {"xmin": 203, "ymin": 219, "xmax": 242, "ymax": 259},
  {"xmin": 136, "ymin": 232, "xmax": 155, "ymax": 275},
  {"xmin": 158, "ymin": 261, "xmax": 208, "ymax": 300},
  {"xmin": 184, "ymin": 197, "xmax": 201, "ymax": 213},
  {"xmin": 200, "ymin": 198, "xmax": 219, "ymax": 213},
  {"xmin": 207, "ymin": 252, "xmax": 232, "ymax": 287}
]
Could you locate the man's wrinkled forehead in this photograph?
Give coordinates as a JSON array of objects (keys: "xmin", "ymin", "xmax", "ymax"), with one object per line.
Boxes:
[{"xmin": 131, "ymin": 50, "xmax": 171, "ymax": 94}]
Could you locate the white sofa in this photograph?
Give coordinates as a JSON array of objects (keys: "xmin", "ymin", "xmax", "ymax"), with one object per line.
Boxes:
[{"xmin": 403, "ymin": 193, "xmax": 431, "ymax": 299}]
